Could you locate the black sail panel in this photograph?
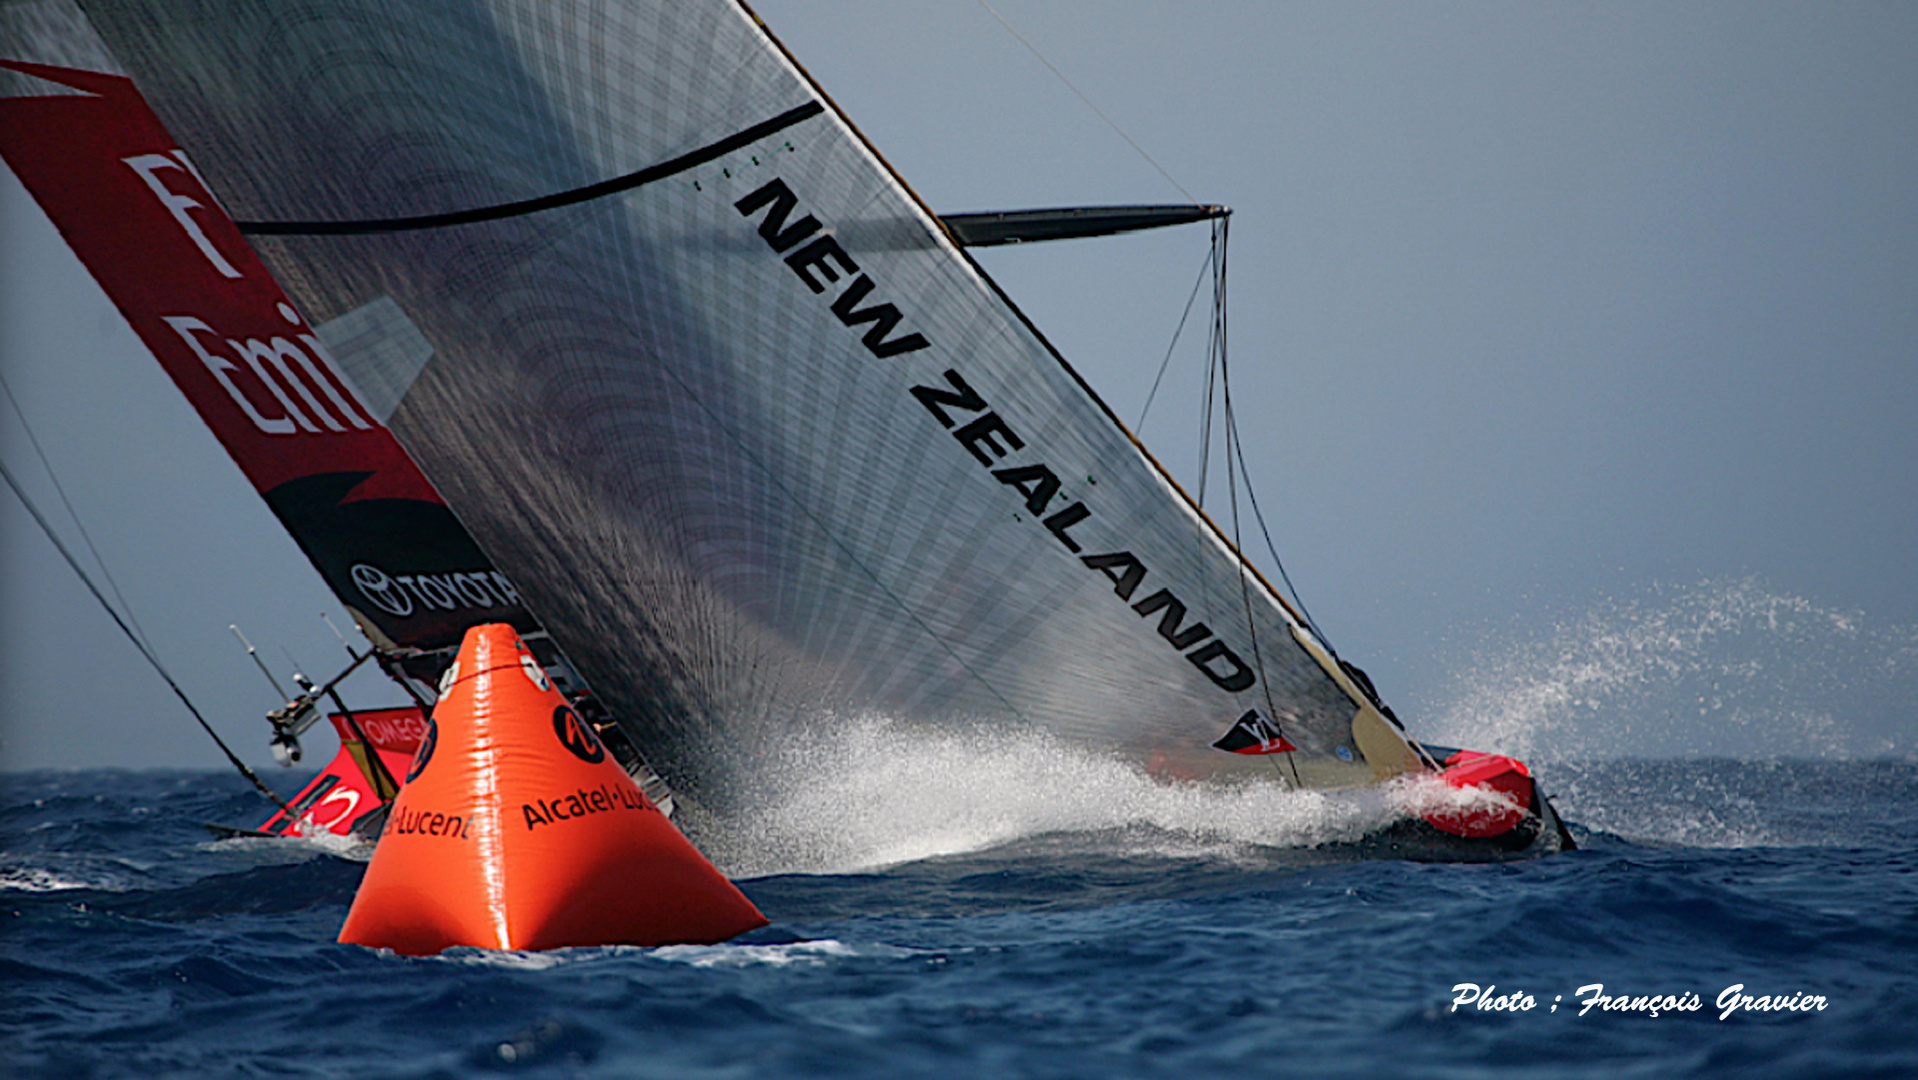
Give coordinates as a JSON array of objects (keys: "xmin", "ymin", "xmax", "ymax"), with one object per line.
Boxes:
[{"xmin": 74, "ymin": 0, "xmax": 1407, "ymax": 797}]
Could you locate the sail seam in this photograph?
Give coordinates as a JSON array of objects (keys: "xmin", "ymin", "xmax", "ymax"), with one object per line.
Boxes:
[{"xmin": 232, "ymin": 102, "xmax": 826, "ymax": 236}]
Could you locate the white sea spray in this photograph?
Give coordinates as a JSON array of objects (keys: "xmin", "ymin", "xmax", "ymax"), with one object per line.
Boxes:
[
  {"xmin": 1415, "ymin": 577, "xmax": 1918, "ymax": 846},
  {"xmin": 699, "ymin": 716, "xmax": 1405, "ymax": 878}
]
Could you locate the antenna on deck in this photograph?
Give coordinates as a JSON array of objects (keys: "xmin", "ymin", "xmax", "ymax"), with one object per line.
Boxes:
[
  {"xmin": 320, "ymin": 611, "xmax": 356, "ymax": 658},
  {"xmin": 229, "ymin": 627, "xmax": 335, "ymax": 767},
  {"xmin": 230, "ymin": 624, "xmax": 292, "ymax": 701},
  {"xmin": 284, "ymin": 647, "xmax": 315, "ymax": 697}
]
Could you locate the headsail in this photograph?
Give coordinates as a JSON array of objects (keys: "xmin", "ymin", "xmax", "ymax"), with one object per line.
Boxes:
[
  {"xmin": 0, "ymin": 8, "xmax": 671, "ymax": 800},
  {"xmin": 0, "ymin": 51, "xmax": 525, "ymax": 656},
  {"xmin": 24, "ymin": 0, "xmax": 1422, "ymax": 801}
]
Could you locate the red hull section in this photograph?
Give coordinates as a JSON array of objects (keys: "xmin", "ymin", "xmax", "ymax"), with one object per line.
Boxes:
[
  {"xmin": 1421, "ymin": 750, "xmax": 1536, "ymax": 839},
  {"xmin": 258, "ymin": 708, "xmax": 426, "ymax": 839}
]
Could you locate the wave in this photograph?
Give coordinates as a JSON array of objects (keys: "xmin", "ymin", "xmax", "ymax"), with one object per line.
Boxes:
[
  {"xmin": 205, "ymin": 830, "xmax": 374, "ymax": 863},
  {"xmin": 0, "ymin": 864, "xmax": 128, "ymax": 893},
  {"xmin": 652, "ymin": 939, "xmax": 911, "ymax": 968}
]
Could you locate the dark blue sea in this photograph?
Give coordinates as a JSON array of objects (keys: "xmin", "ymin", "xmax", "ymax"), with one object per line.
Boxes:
[{"xmin": 4, "ymin": 758, "xmax": 1915, "ymax": 1079}]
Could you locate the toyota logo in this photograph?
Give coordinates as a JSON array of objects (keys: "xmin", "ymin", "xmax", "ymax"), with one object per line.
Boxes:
[{"xmin": 351, "ymin": 563, "xmax": 413, "ymax": 617}]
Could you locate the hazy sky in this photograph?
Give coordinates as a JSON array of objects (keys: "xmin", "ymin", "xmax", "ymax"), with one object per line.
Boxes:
[{"xmin": 4, "ymin": 1, "xmax": 1915, "ymax": 770}]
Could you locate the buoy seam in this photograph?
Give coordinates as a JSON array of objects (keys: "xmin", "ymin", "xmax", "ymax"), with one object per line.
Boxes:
[{"xmin": 441, "ymin": 660, "xmax": 543, "ymax": 690}]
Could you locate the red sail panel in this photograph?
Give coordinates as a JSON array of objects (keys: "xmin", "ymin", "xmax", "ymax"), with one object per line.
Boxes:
[{"xmin": 0, "ymin": 61, "xmax": 531, "ymax": 649}]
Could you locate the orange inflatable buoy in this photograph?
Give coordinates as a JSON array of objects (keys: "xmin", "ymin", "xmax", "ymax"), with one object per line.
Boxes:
[{"xmin": 338, "ymin": 624, "xmax": 766, "ymax": 955}]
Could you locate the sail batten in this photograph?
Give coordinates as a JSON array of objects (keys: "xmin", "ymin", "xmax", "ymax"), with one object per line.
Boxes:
[{"xmin": 233, "ymin": 102, "xmax": 825, "ymax": 236}]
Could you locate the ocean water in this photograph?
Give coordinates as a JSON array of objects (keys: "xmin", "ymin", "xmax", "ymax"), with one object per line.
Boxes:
[
  {"xmin": 6, "ymin": 579, "xmax": 1916, "ymax": 1078},
  {"xmin": 3, "ymin": 758, "xmax": 1915, "ymax": 1080}
]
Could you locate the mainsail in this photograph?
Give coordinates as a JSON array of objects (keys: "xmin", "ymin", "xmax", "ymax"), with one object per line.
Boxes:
[{"xmin": 7, "ymin": 0, "xmax": 1425, "ymax": 807}]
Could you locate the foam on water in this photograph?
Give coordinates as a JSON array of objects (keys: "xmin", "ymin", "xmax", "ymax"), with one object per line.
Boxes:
[
  {"xmin": 0, "ymin": 851, "xmax": 157, "ymax": 893},
  {"xmin": 0, "ymin": 865, "xmax": 119, "ymax": 892},
  {"xmin": 700, "ymin": 717, "xmax": 1411, "ymax": 878},
  {"xmin": 436, "ymin": 947, "xmax": 578, "ymax": 971},
  {"xmin": 652, "ymin": 939, "xmax": 909, "ymax": 968},
  {"xmin": 429, "ymin": 939, "xmax": 905, "ymax": 972},
  {"xmin": 206, "ymin": 830, "xmax": 373, "ymax": 863}
]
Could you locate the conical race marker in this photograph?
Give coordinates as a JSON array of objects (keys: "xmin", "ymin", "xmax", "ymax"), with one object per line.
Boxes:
[{"xmin": 338, "ymin": 623, "xmax": 765, "ymax": 954}]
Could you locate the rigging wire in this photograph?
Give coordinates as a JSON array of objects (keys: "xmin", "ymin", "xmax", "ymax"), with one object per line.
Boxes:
[
  {"xmin": 1189, "ymin": 217, "xmax": 1367, "ymax": 773},
  {"xmin": 0, "ymin": 372, "xmax": 152, "ymax": 653},
  {"xmin": 1179, "ymin": 220, "xmax": 1332, "ymax": 655},
  {"xmin": 972, "ymin": 0, "xmax": 1200, "ymax": 205},
  {"xmin": 1226, "ymin": 422, "xmax": 1301, "ymax": 788},
  {"xmin": 0, "ymin": 453, "xmax": 292, "ymax": 814},
  {"xmin": 1209, "ymin": 219, "xmax": 1301, "ymax": 786},
  {"xmin": 1227, "ymin": 401, "xmax": 1331, "ymax": 656},
  {"xmin": 1194, "ymin": 224, "xmax": 1221, "ymax": 508},
  {"xmin": 1135, "ymin": 243, "xmax": 1215, "ymax": 433}
]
